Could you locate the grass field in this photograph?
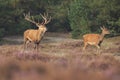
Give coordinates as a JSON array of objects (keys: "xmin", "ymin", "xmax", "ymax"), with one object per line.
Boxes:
[{"xmin": 0, "ymin": 32, "xmax": 120, "ymax": 80}]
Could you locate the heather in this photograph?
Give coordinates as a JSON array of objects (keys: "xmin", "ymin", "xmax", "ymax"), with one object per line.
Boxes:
[{"xmin": 0, "ymin": 34, "xmax": 120, "ymax": 80}]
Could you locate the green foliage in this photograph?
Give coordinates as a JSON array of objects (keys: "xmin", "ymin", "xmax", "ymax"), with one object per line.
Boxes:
[
  {"xmin": 0, "ymin": 28, "xmax": 5, "ymax": 39},
  {"xmin": 0, "ymin": 0, "xmax": 71, "ymax": 40},
  {"xmin": 68, "ymin": 0, "xmax": 91, "ymax": 38},
  {"xmin": 68, "ymin": 0, "xmax": 120, "ymax": 38},
  {"xmin": 0, "ymin": 0, "xmax": 120, "ymax": 40}
]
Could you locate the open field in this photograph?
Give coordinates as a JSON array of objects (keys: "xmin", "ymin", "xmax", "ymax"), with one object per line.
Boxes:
[{"xmin": 0, "ymin": 32, "xmax": 120, "ymax": 80}]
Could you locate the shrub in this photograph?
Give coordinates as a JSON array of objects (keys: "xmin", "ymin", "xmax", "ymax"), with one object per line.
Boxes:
[{"xmin": 68, "ymin": 0, "xmax": 91, "ymax": 38}]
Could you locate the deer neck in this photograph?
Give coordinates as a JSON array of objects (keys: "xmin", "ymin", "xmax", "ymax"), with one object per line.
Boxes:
[
  {"xmin": 100, "ymin": 32, "xmax": 105, "ymax": 41},
  {"xmin": 36, "ymin": 29, "xmax": 44, "ymax": 41}
]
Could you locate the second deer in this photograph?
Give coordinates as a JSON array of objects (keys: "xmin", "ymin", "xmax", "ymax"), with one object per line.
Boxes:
[
  {"xmin": 83, "ymin": 26, "xmax": 110, "ymax": 50},
  {"xmin": 23, "ymin": 12, "xmax": 51, "ymax": 51}
]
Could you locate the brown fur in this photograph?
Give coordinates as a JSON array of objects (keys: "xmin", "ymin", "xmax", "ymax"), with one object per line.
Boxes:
[
  {"xmin": 23, "ymin": 12, "xmax": 51, "ymax": 51},
  {"xmin": 24, "ymin": 25, "xmax": 47, "ymax": 50},
  {"xmin": 83, "ymin": 26, "xmax": 110, "ymax": 50}
]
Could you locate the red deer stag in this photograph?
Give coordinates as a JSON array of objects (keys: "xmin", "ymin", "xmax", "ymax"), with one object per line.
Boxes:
[
  {"xmin": 83, "ymin": 26, "xmax": 110, "ymax": 50},
  {"xmin": 23, "ymin": 12, "xmax": 51, "ymax": 51}
]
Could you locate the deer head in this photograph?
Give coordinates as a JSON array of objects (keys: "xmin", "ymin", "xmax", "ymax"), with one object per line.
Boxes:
[
  {"xmin": 100, "ymin": 26, "xmax": 110, "ymax": 35},
  {"xmin": 23, "ymin": 12, "xmax": 51, "ymax": 32}
]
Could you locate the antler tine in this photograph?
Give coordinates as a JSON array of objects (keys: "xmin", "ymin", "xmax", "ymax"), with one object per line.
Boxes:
[
  {"xmin": 23, "ymin": 13, "xmax": 27, "ymax": 20},
  {"xmin": 31, "ymin": 16, "xmax": 35, "ymax": 21},
  {"xmin": 45, "ymin": 16, "xmax": 51, "ymax": 24},
  {"xmin": 28, "ymin": 12, "xmax": 30, "ymax": 16},
  {"xmin": 40, "ymin": 12, "xmax": 51, "ymax": 24},
  {"xmin": 40, "ymin": 13, "xmax": 46, "ymax": 20},
  {"xmin": 23, "ymin": 13, "xmax": 28, "ymax": 19},
  {"xmin": 45, "ymin": 12, "xmax": 48, "ymax": 18},
  {"xmin": 42, "ymin": 15, "xmax": 50, "ymax": 24},
  {"xmin": 25, "ymin": 12, "xmax": 30, "ymax": 19},
  {"xmin": 23, "ymin": 13, "xmax": 25, "ymax": 17},
  {"xmin": 40, "ymin": 13, "xmax": 46, "ymax": 24}
]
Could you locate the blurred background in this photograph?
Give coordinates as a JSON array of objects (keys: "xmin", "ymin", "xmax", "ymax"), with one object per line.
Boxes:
[{"xmin": 0, "ymin": 0, "xmax": 120, "ymax": 39}]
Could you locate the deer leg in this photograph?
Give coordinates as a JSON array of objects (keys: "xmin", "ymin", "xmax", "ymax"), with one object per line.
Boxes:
[
  {"xmin": 34, "ymin": 43, "xmax": 36, "ymax": 49},
  {"xmin": 26, "ymin": 40, "xmax": 30, "ymax": 50},
  {"xmin": 98, "ymin": 41, "xmax": 102, "ymax": 47},
  {"xmin": 34, "ymin": 43, "xmax": 39, "ymax": 51},
  {"xmin": 36, "ymin": 43, "xmax": 39, "ymax": 52},
  {"xmin": 83, "ymin": 43, "xmax": 88, "ymax": 50},
  {"xmin": 96, "ymin": 45, "xmax": 101, "ymax": 54},
  {"xmin": 24, "ymin": 41, "xmax": 26, "ymax": 50},
  {"xmin": 96, "ymin": 45, "xmax": 100, "ymax": 49},
  {"xmin": 24, "ymin": 39, "xmax": 28, "ymax": 50}
]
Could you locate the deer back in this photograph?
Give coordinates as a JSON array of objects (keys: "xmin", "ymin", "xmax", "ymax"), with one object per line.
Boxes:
[
  {"xmin": 83, "ymin": 26, "xmax": 110, "ymax": 45},
  {"xmin": 83, "ymin": 34, "xmax": 101, "ymax": 45}
]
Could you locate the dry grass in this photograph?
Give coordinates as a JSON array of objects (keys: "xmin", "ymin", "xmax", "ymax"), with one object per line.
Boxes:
[{"xmin": 0, "ymin": 34, "xmax": 120, "ymax": 80}]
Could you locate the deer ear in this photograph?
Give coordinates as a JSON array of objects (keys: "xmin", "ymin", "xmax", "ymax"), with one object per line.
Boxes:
[
  {"xmin": 100, "ymin": 27, "xmax": 103, "ymax": 30},
  {"xmin": 103, "ymin": 26, "xmax": 106, "ymax": 29}
]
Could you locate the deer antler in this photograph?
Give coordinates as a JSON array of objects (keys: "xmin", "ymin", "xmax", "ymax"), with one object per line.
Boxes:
[
  {"xmin": 23, "ymin": 12, "xmax": 39, "ymax": 25},
  {"xmin": 40, "ymin": 13, "xmax": 51, "ymax": 25},
  {"xmin": 24, "ymin": 12, "xmax": 51, "ymax": 26}
]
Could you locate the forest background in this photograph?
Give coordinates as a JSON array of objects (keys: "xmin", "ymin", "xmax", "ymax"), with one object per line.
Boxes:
[{"xmin": 0, "ymin": 0, "xmax": 120, "ymax": 39}]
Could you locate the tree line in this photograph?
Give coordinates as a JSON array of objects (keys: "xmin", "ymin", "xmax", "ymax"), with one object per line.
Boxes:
[{"xmin": 0, "ymin": 0, "xmax": 120, "ymax": 39}]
